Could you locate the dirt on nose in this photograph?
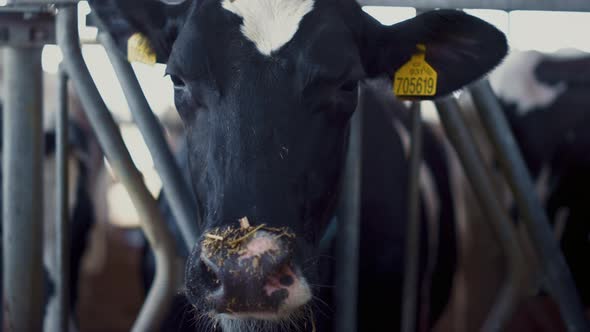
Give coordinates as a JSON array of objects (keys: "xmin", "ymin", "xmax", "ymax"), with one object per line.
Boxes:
[{"xmin": 201, "ymin": 217, "xmax": 295, "ymax": 268}]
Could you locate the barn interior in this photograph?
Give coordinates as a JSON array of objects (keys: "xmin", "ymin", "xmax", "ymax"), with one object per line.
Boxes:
[{"xmin": 1, "ymin": 1, "xmax": 590, "ymax": 331}]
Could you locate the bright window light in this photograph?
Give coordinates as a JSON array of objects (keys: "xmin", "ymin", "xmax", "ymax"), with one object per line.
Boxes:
[
  {"xmin": 107, "ymin": 183, "xmax": 140, "ymax": 227},
  {"xmin": 41, "ymin": 45, "xmax": 63, "ymax": 74},
  {"xmin": 509, "ymin": 11, "xmax": 590, "ymax": 52},
  {"xmin": 120, "ymin": 125, "xmax": 155, "ymax": 172},
  {"xmin": 362, "ymin": 6, "xmax": 416, "ymax": 26},
  {"xmin": 464, "ymin": 9, "xmax": 509, "ymax": 36},
  {"xmin": 78, "ymin": 1, "xmax": 98, "ymax": 41}
]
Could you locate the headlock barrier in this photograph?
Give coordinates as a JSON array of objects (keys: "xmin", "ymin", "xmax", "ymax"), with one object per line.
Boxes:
[{"xmin": 0, "ymin": 1, "xmax": 589, "ymax": 331}]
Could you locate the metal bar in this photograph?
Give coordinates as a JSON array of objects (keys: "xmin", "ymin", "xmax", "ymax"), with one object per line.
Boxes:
[
  {"xmin": 401, "ymin": 102, "xmax": 422, "ymax": 332},
  {"xmin": 334, "ymin": 91, "xmax": 363, "ymax": 332},
  {"xmin": 5, "ymin": 0, "xmax": 78, "ymax": 5},
  {"xmin": 55, "ymin": 65, "xmax": 70, "ymax": 332},
  {"xmin": 97, "ymin": 30, "xmax": 200, "ymax": 248},
  {"xmin": 435, "ymin": 96, "xmax": 523, "ymax": 332},
  {"xmin": 2, "ymin": 46, "xmax": 44, "ymax": 332},
  {"xmin": 469, "ymin": 80, "xmax": 590, "ymax": 331},
  {"xmin": 358, "ymin": 0, "xmax": 590, "ymax": 12},
  {"xmin": 56, "ymin": 6, "xmax": 178, "ymax": 331},
  {"xmin": 0, "ymin": 11, "xmax": 55, "ymax": 47}
]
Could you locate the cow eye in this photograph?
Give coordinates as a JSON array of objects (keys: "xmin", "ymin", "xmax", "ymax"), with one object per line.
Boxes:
[
  {"xmin": 340, "ymin": 80, "xmax": 358, "ymax": 93},
  {"xmin": 169, "ymin": 74, "xmax": 186, "ymax": 89}
]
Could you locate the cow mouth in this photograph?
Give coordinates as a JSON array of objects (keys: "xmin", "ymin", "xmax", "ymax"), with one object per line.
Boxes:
[{"xmin": 212, "ymin": 304, "xmax": 317, "ymax": 332}]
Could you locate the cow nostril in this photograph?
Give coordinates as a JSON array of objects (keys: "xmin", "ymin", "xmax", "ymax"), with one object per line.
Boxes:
[
  {"xmin": 279, "ymin": 275, "xmax": 294, "ymax": 286},
  {"xmin": 200, "ymin": 260, "xmax": 221, "ymax": 290}
]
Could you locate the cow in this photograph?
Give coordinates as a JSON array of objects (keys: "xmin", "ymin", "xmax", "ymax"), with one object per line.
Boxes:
[
  {"xmin": 456, "ymin": 49, "xmax": 590, "ymax": 331},
  {"xmin": 89, "ymin": 0, "xmax": 508, "ymax": 330}
]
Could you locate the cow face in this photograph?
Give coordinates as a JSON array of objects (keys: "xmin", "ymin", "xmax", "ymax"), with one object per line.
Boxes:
[{"xmin": 91, "ymin": 0, "xmax": 506, "ymax": 329}]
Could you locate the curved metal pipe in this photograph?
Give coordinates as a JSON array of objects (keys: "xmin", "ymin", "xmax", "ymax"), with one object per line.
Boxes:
[
  {"xmin": 469, "ymin": 79, "xmax": 590, "ymax": 331},
  {"xmin": 97, "ymin": 29, "xmax": 200, "ymax": 249},
  {"xmin": 334, "ymin": 89, "xmax": 363, "ymax": 332},
  {"xmin": 56, "ymin": 6, "xmax": 177, "ymax": 331},
  {"xmin": 56, "ymin": 65, "xmax": 70, "ymax": 332},
  {"xmin": 435, "ymin": 96, "xmax": 524, "ymax": 332},
  {"xmin": 401, "ymin": 102, "xmax": 423, "ymax": 332}
]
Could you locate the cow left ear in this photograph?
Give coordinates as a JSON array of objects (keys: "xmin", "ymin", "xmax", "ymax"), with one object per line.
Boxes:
[
  {"xmin": 360, "ymin": 9, "xmax": 508, "ymax": 99},
  {"xmin": 88, "ymin": 0, "xmax": 190, "ymax": 64}
]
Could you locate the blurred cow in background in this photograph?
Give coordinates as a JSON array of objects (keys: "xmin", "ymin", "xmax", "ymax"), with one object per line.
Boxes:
[{"xmin": 455, "ymin": 49, "xmax": 590, "ymax": 331}]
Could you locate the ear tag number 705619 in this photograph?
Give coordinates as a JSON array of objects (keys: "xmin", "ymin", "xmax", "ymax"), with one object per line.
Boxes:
[{"xmin": 393, "ymin": 44, "xmax": 438, "ymax": 98}]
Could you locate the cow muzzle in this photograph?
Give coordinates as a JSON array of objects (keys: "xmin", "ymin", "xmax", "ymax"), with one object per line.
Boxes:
[{"xmin": 190, "ymin": 220, "xmax": 311, "ymax": 319}]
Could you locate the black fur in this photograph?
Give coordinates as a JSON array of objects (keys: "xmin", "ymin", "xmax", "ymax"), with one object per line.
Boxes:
[{"xmin": 91, "ymin": 0, "xmax": 507, "ymax": 330}]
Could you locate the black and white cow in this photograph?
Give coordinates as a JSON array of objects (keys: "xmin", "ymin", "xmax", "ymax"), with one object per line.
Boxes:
[
  {"xmin": 90, "ymin": 0, "xmax": 508, "ymax": 330},
  {"xmin": 460, "ymin": 49, "xmax": 590, "ymax": 311}
]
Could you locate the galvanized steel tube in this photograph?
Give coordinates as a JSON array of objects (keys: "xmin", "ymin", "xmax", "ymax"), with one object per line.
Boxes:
[
  {"xmin": 98, "ymin": 30, "xmax": 200, "ymax": 248},
  {"xmin": 334, "ymin": 90, "xmax": 363, "ymax": 332},
  {"xmin": 469, "ymin": 79, "xmax": 590, "ymax": 331},
  {"xmin": 56, "ymin": 66, "xmax": 70, "ymax": 332},
  {"xmin": 435, "ymin": 96, "xmax": 523, "ymax": 332},
  {"xmin": 358, "ymin": 0, "xmax": 590, "ymax": 12},
  {"xmin": 401, "ymin": 102, "xmax": 423, "ymax": 332},
  {"xmin": 56, "ymin": 6, "xmax": 177, "ymax": 331},
  {"xmin": 2, "ymin": 46, "xmax": 44, "ymax": 332}
]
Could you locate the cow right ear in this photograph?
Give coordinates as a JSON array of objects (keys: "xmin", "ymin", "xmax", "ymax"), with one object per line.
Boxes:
[
  {"xmin": 359, "ymin": 9, "xmax": 508, "ymax": 99},
  {"xmin": 88, "ymin": 0, "xmax": 190, "ymax": 64}
]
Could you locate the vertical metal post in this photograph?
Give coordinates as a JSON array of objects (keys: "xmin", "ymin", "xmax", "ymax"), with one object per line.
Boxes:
[
  {"xmin": 435, "ymin": 96, "xmax": 523, "ymax": 332},
  {"xmin": 56, "ymin": 65, "xmax": 70, "ymax": 332},
  {"xmin": 2, "ymin": 47, "xmax": 44, "ymax": 332},
  {"xmin": 402, "ymin": 102, "xmax": 422, "ymax": 332},
  {"xmin": 57, "ymin": 6, "xmax": 178, "ymax": 331},
  {"xmin": 334, "ymin": 90, "xmax": 363, "ymax": 332},
  {"xmin": 97, "ymin": 30, "xmax": 200, "ymax": 248},
  {"xmin": 469, "ymin": 79, "xmax": 590, "ymax": 331}
]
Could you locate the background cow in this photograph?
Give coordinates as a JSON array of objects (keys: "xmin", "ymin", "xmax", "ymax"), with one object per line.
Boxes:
[{"xmin": 456, "ymin": 49, "xmax": 590, "ymax": 331}]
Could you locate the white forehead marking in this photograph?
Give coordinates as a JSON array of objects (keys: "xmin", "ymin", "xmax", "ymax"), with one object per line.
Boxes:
[{"xmin": 222, "ymin": 0, "xmax": 314, "ymax": 56}]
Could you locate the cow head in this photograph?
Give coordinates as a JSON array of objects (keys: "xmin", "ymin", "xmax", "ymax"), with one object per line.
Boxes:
[{"xmin": 91, "ymin": 0, "xmax": 507, "ymax": 329}]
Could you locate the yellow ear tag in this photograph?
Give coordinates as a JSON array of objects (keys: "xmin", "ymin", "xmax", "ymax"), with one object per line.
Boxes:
[
  {"xmin": 393, "ymin": 44, "xmax": 437, "ymax": 98},
  {"xmin": 127, "ymin": 32, "xmax": 157, "ymax": 65}
]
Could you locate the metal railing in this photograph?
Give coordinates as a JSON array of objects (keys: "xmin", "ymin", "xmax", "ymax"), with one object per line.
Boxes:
[
  {"xmin": 435, "ymin": 97, "xmax": 525, "ymax": 331},
  {"xmin": 468, "ymin": 80, "xmax": 589, "ymax": 330},
  {"xmin": 55, "ymin": 64, "xmax": 70, "ymax": 332},
  {"xmin": 401, "ymin": 102, "xmax": 423, "ymax": 332},
  {"xmin": 2, "ymin": 42, "xmax": 45, "ymax": 332},
  {"xmin": 359, "ymin": 0, "xmax": 590, "ymax": 11},
  {"xmin": 96, "ymin": 26, "xmax": 201, "ymax": 249},
  {"xmin": 334, "ymin": 93, "xmax": 363, "ymax": 332},
  {"xmin": 1, "ymin": 1, "xmax": 589, "ymax": 331},
  {"xmin": 56, "ymin": 5, "xmax": 178, "ymax": 332}
]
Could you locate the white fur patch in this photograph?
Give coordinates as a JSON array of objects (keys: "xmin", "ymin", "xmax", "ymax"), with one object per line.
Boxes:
[
  {"xmin": 490, "ymin": 50, "xmax": 566, "ymax": 115},
  {"xmin": 278, "ymin": 274, "xmax": 311, "ymax": 313},
  {"xmin": 222, "ymin": 0, "xmax": 314, "ymax": 56}
]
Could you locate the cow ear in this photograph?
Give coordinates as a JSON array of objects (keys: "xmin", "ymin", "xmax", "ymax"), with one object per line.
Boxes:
[
  {"xmin": 361, "ymin": 10, "xmax": 508, "ymax": 98},
  {"xmin": 88, "ymin": 0, "xmax": 190, "ymax": 64}
]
